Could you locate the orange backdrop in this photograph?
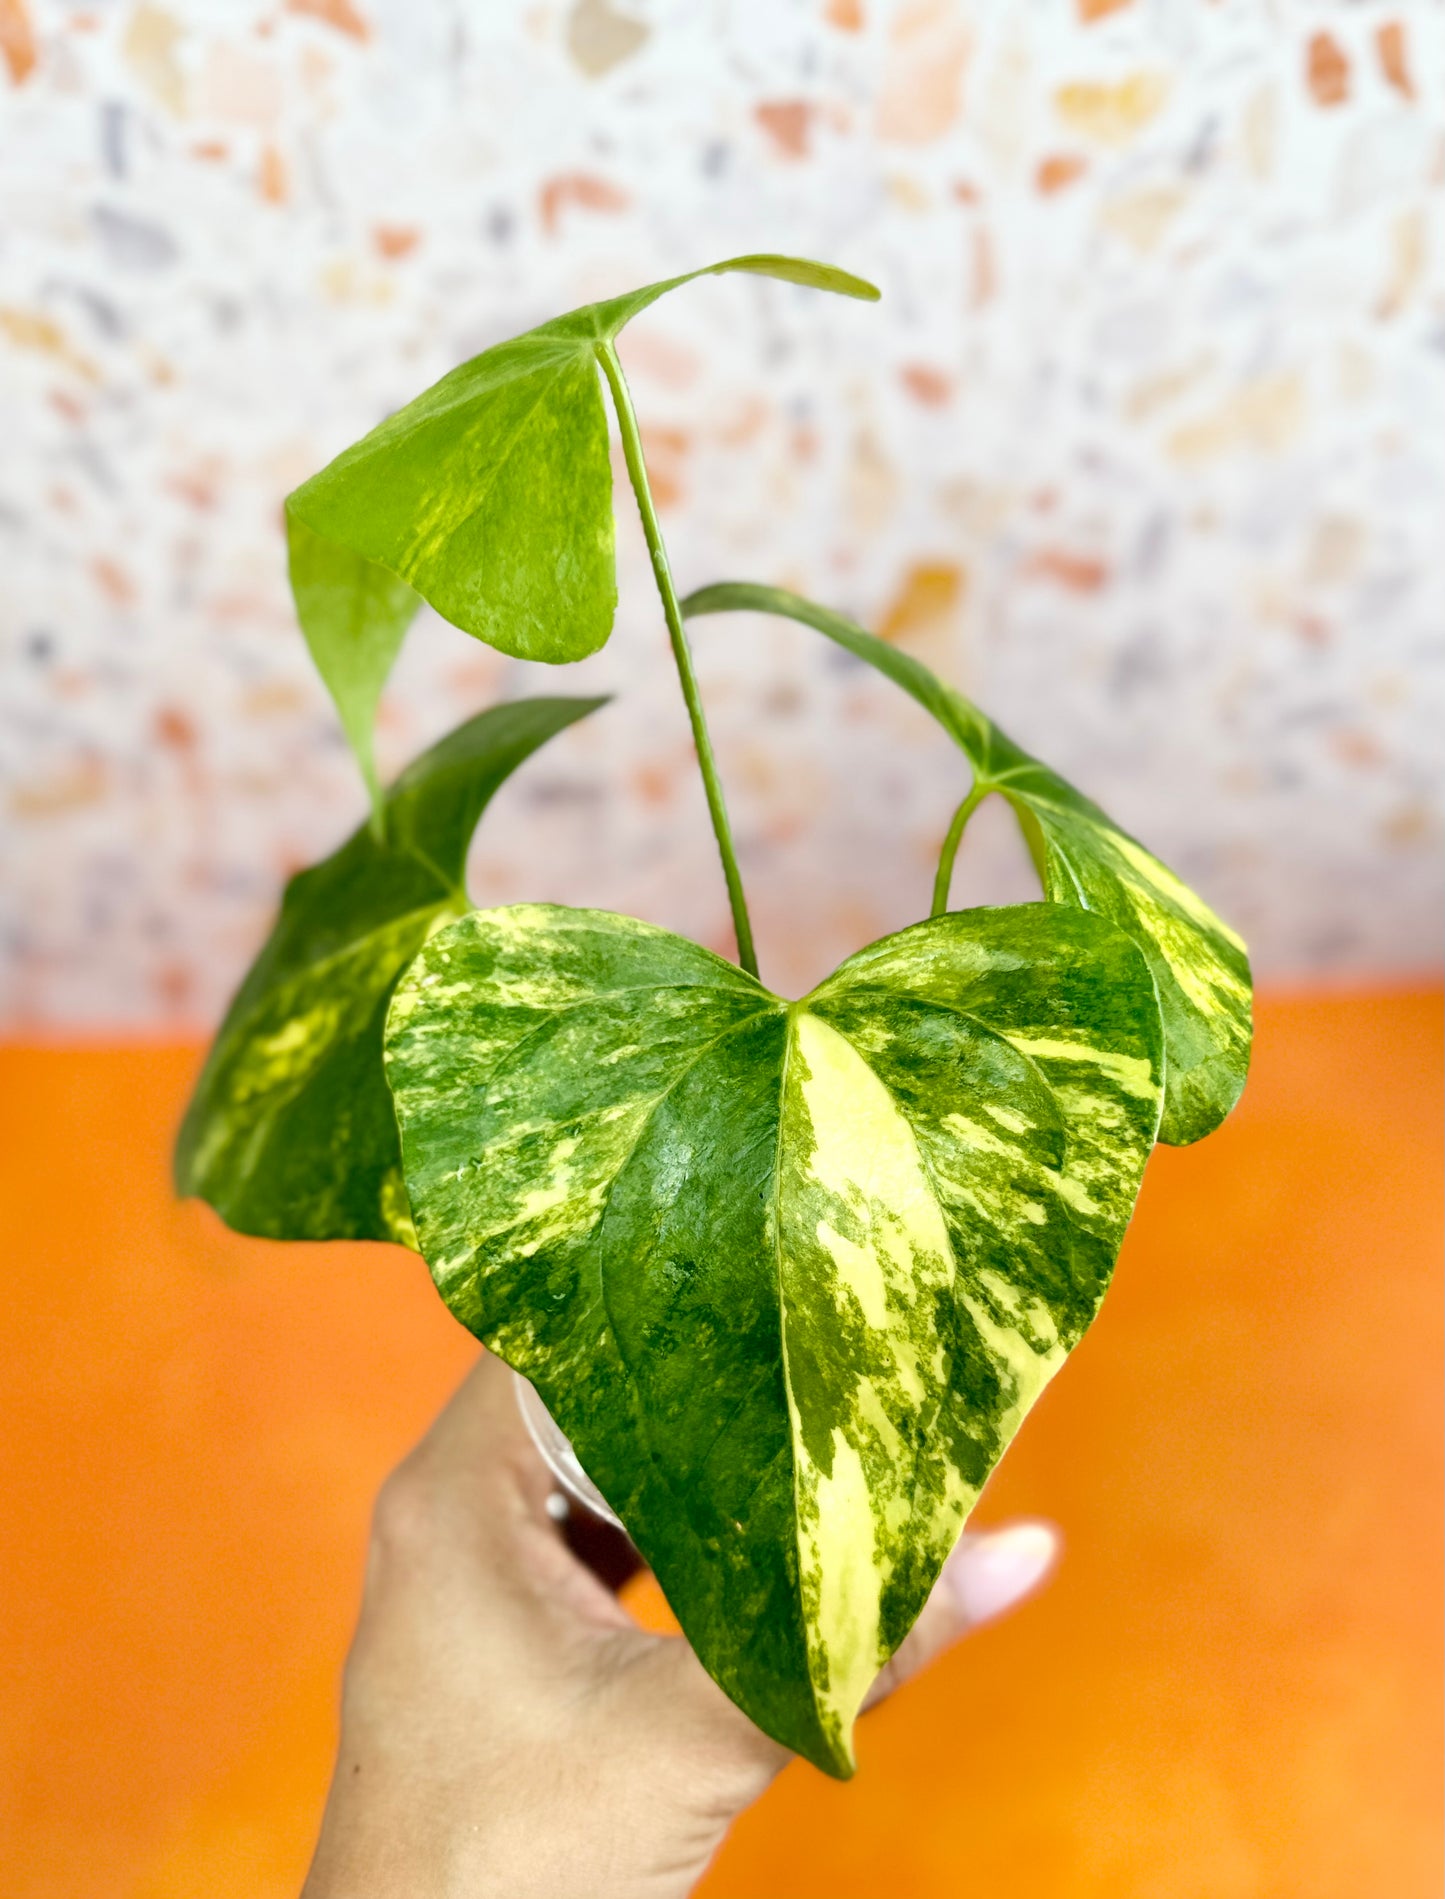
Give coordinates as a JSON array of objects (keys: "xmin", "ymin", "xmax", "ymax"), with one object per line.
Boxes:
[{"xmin": 2, "ymin": 987, "xmax": 1440, "ymax": 1898}]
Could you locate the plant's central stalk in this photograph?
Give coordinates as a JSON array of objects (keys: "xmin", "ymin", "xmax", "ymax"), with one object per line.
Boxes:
[{"xmin": 597, "ymin": 341, "xmax": 759, "ymax": 979}]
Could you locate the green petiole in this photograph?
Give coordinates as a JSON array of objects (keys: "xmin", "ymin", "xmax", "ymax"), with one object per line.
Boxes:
[
  {"xmin": 930, "ymin": 779, "xmax": 992, "ymax": 918},
  {"xmin": 597, "ymin": 341, "xmax": 759, "ymax": 980}
]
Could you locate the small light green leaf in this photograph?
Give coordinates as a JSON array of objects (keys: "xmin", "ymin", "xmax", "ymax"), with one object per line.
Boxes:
[
  {"xmin": 285, "ymin": 256, "xmax": 879, "ymax": 792},
  {"xmin": 682, "ymin": 582, "xmax": 1252, "ymax": 1146},
  {"xmin": 289, "ymin": 336, "xmax": 616, "ymax": 670},
  {"xmin": 384, "ymin": 900, "xmax": 1162, "ymax": 1775},
  {"xmin": 174, "ymin": 697, "xmax": 605, "ymax": 1244}
]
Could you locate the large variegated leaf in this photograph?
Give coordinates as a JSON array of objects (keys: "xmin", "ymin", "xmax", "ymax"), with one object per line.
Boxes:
[
  {"xmin": 384, "ymin": 901, "xmax": 1163, "ymax": 1774},
  {"xmin": 286, "ymin": 256, "xmax": 877, "ymax": 818},
  {"xmin": 683, "ymin": 582, "xmax": 1251, "ymax": 1146},
  {"xmin": 174, "ymin": 698, "xmax": 603, "ymax": 1243}
]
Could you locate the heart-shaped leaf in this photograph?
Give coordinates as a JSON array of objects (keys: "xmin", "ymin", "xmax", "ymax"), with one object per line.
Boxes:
[
  {"xmin": 384, "ymin": 901, "xmax": 1163, "ymax": 1774},
  {"xmin": 682, "ymin": 582, "xmax": 1251, "ymax": 1146},
  {"xmin": 174, "ymin": 697, "xmax": 604, "ymax": 1243},
  {"xmin": 287, "ymin": 256, "xmax": 879, "ymax": 818}
]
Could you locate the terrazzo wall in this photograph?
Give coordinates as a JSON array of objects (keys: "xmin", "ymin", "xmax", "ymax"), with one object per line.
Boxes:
[{"xmin": 2, "ymin": 0, "xmax": 1442, "ymax": 1024}]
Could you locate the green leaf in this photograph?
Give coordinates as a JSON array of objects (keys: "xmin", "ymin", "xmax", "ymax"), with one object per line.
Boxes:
[
  {"xmin": 384, "ymin": 901, "xmax": 1163, "ymax": 1775},
  {"xmin": 682, "ymin": 582, "xmax": 1252, "ymax": 1146},
  {"xmin": 174, "ymin": 697, "xmax": 605, "ymax": 1244},
  {"xmin": 287, "ymin": 513, "xmax": 422, "ymax": 823},
  {"xmin": 284, "ymin": 256, "xmax": 879, "ymax": 799}
]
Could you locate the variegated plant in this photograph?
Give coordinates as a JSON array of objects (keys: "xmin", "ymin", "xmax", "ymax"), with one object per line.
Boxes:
[{"xmin": 177, "ymin": 255, "xmax": 1251, "ymax": 1778}]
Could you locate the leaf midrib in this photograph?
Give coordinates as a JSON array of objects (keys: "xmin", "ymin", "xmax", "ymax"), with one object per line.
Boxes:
[
  {"xmin": 586, "ymin": 1002, "xmax": 783, "ymax": 1519},
  {"xmin": 768, "ymin": 1003, "xmax": 824, "ymax": 1752},
  {"xmin": 760, "ymin": 992, "xmax": 1058, "ymax": 1761}
]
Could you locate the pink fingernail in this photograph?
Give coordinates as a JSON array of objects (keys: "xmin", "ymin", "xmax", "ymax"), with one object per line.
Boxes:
[{"xmin": 942, "ymin": 1521, "xmax": 1060, "ymax": 1626}]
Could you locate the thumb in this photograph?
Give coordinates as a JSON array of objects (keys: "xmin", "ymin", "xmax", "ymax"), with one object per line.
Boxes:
[{"xmin": 863, "ymin": 1519, "xmax": 1060, "ymax": 1712}]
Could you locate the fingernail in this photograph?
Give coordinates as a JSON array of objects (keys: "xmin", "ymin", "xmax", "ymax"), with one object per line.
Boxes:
[{"xmin": 942, "ymin": 1521, "xmax": 1060, "ymax": 1627}]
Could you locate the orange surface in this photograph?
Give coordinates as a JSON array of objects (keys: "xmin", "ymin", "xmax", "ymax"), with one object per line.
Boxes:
[{"xmin": 2, "ymin": 988, "xmax": 1441, "ymax": 1898}]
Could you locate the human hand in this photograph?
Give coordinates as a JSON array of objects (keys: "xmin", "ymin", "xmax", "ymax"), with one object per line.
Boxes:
[{"xmin": 302, "ymin": 1350, "xmax": 1059, "ymax": 1899}]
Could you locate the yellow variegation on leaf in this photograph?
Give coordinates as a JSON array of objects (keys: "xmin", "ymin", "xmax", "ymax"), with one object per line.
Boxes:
[
  {"xmin": 383, "ymin": 901, "xmax": 1164, "ymax": 1775},
  {"xmin": 174, "ymin": 698, "xmax": 604, "ymax": 1243},
  {"xmin": 682, "ymin": 583, "xmax": 1252, "ymax": 1145}
]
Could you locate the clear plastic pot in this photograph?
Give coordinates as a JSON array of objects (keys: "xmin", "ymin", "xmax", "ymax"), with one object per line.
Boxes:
[{"xmin": 513, "ymin": 1369, "xmax": 624, "ymax": 1532}]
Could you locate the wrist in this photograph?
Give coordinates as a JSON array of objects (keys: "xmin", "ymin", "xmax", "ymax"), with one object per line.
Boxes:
[{"xmin": 303, "ymin": 1725, "xmax": 751, "ymax": 1899}]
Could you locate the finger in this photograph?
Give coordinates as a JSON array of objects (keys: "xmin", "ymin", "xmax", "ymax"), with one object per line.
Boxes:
[
  {"xmin": 862, "ymin": 1520, "xmax": 1060, "ymax": 1712},
  {"xmin": 631, "ymin": 1520, "xmax": 1059, "ymax": 1761},
  {"xmin": 593, "ymin": 1524, "xmax": 1058, "ymax": 1808}
]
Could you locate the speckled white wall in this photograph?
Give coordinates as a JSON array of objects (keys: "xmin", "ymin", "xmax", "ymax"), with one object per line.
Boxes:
[{"xmin": 2, "ymin": 0, "xmax": 1442, "ymax": 1024}]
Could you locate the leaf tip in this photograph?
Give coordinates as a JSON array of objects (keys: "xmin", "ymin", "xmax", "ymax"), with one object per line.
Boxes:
[{"xmin": 710, "ymin": 253, "xmax": 882, "ymax": 304}]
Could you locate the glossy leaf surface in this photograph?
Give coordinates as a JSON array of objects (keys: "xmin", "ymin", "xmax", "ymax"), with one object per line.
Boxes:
[
  {"xmin": 683, "ymin": 582, "xmax": 1252, "ymax": 1146},
  {"xmin": 174, "ymin": 698, "xmax": 604, "ymax": 1244},
  {"xmin": 384, "ymin": 902, "xmax": 1163, "ymax": 1773},
  {"xmin": 285, "ymin": 256, "xmax": 878, "ymax": 808}
]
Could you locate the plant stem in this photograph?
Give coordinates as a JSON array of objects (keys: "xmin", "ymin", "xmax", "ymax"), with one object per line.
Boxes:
[
  {"xmin": 931, "ymin": 780, "xmax": 990, "ymax": 918},
  {"xmin": 597, "ymin": 342, "xmax": 759, "ymax": 979}
]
